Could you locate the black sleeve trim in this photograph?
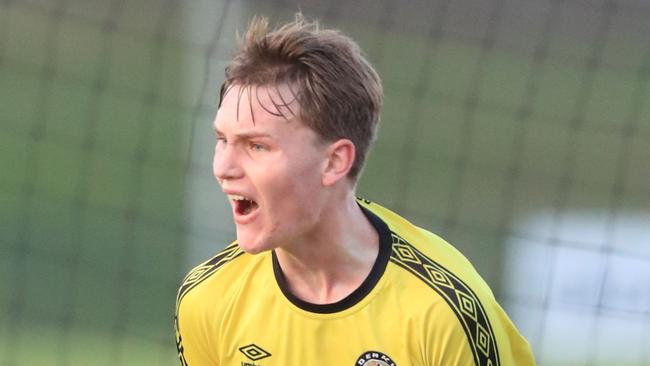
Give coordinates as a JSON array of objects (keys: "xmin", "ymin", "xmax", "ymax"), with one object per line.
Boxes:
[
  {"xmin": 389, "ymin": 233, "xmax": 501, "ymax": 366},
  {"xmin": 176, "ymin": 242, "xmax": 244, "ymax": 305},
  {"xmin": 175, "ymin": 242, "xmax": 244, "ymax": 365}
]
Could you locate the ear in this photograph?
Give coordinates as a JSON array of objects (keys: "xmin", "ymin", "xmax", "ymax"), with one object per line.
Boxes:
[{"xmin": 322, "ymin": 139, "xmax": 356, "ymax": 187}]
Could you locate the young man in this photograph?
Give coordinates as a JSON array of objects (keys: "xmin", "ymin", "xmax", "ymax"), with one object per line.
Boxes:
[{"xmin": 175, "ymin": 14, "xmax": 535, "ymax": 366}]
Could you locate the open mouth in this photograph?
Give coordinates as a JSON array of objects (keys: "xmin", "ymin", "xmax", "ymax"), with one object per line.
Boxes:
[{"xmin": 229, "ymin": 195, "xmax": 259, "ymax": 216}]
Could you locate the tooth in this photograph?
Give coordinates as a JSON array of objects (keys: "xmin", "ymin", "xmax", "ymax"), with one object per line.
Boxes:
[{"xmin": 228, "ymin": 194, "xmax": 253, "ymax": 202}]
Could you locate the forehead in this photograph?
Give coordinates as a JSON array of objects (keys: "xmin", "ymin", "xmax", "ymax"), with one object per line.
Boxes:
[{"xmin": 215, "ymin": 84, "xmax": 299, "ymax": 130}]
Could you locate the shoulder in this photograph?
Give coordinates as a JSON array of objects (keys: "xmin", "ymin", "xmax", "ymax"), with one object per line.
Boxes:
[
  {"xmin": 176, "ymin": 241, "xmax": 257, "ymax": 310},
  {"xmin": 175, "ymin": 242, "xmax": 261, "ymax": 365},
  {"xmin": 175, "ymin": 242, "xmax": 267, "ymax": 350},
  {"xmin": 358, "ymin": 197, "xmax": 486, "ymax": 291},
  {"xmin": 359, "ymin": 198, "xmax": 533, "ymax": 365}
]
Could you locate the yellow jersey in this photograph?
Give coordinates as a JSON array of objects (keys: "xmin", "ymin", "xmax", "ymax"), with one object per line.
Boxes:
[{"xmin": 175, "ymin": 199, "xmax": 535, "ymax": 365}]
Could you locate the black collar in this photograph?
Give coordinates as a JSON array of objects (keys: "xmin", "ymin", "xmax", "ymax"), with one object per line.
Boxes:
[{"xmin": 272, "ymin": 205, "xmax": 392, "ymax": 314}]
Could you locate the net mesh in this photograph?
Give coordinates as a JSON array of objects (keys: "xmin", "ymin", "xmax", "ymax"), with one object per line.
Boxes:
[{"xmin": 1, "ymin": 0, "xmax": 649, "ymax": 365}]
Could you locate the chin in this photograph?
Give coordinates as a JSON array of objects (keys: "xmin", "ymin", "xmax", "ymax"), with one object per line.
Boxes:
[
  {"xmin": 235, "ymin": 232, "xmax": 272, "ymax": 254},
  {"xmin": 236, "ymin": 242, "xmax": 267, "ymax": 254}
]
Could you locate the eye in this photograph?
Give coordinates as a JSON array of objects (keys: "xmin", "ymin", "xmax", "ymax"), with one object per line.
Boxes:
[{"xmin": 250, "ymin": 142, "xmax": 267, "ymax": 152}]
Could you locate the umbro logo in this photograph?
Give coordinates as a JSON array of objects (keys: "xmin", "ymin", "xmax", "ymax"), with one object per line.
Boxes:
[{"xmin": 239, "ymin": 343, "xmax": 271, "ymax": 365}]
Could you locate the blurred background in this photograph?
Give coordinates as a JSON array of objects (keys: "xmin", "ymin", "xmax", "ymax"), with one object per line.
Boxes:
[{"xmin": 1, "ymin": 0, "xmax": 649, "ymax": 365}]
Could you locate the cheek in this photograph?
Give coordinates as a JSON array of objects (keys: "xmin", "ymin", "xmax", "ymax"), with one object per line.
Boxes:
[
  {"xmin": 212, "ymin": 157, "xmax": 219, "ymax": 181},
  {"xmin": 262, "ymin": 162, "xmax": 321, "ymax": 208},
  {"xmin": 288, "ymin": 167, "xmax": 324, "ymax": 214},
  {"xmin": 212, "ymin": 146, "xmax": 223, "ymax": 182},
  {"xmin": 290, "ymin": 158, "xmax": 323, "ymax": 190},
  {"xmin": 253, "ymin": 145, "xmax": 324, "ymax": 203}
]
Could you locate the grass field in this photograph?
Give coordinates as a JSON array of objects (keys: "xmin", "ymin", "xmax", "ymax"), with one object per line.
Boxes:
[{"xmin": 0, "ymin": 323, "xmax": 176, "ymax": 365}]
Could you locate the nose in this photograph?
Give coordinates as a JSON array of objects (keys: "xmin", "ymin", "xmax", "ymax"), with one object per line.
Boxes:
[{"xmin": 213, "ymin": 142, "xmax": 243, "ymax": 183}]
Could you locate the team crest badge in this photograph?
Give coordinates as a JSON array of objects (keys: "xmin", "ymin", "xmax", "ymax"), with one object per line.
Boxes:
[{"xmin": 355, "ymin": 351, "xmax": 397, "ymax": 366}]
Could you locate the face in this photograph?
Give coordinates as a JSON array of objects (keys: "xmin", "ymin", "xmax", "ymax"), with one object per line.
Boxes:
[{"xmin": 213, "ymin": 84, "xmax": 329, "ymax": 254}]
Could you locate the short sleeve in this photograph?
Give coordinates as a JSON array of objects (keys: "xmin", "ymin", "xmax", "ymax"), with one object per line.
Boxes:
[{"xmin": 175, "ymin": 292, "xmax": 220, "ymax": 366}]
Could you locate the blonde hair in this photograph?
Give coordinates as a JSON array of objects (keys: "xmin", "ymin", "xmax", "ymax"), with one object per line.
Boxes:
[{"xmin": 219, "ymin": 14, "xmax": 383, "ymax": 180}]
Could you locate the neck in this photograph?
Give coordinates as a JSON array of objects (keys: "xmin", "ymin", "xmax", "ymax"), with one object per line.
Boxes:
[{"xmin": 274, "ymin": 193, "xmax": 379, "ymax": 305}]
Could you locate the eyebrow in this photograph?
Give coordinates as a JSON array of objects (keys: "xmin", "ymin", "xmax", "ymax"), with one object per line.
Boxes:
[{"xmin": 214, "ymin": 127, "xmax": 273, "ymax": 140}]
